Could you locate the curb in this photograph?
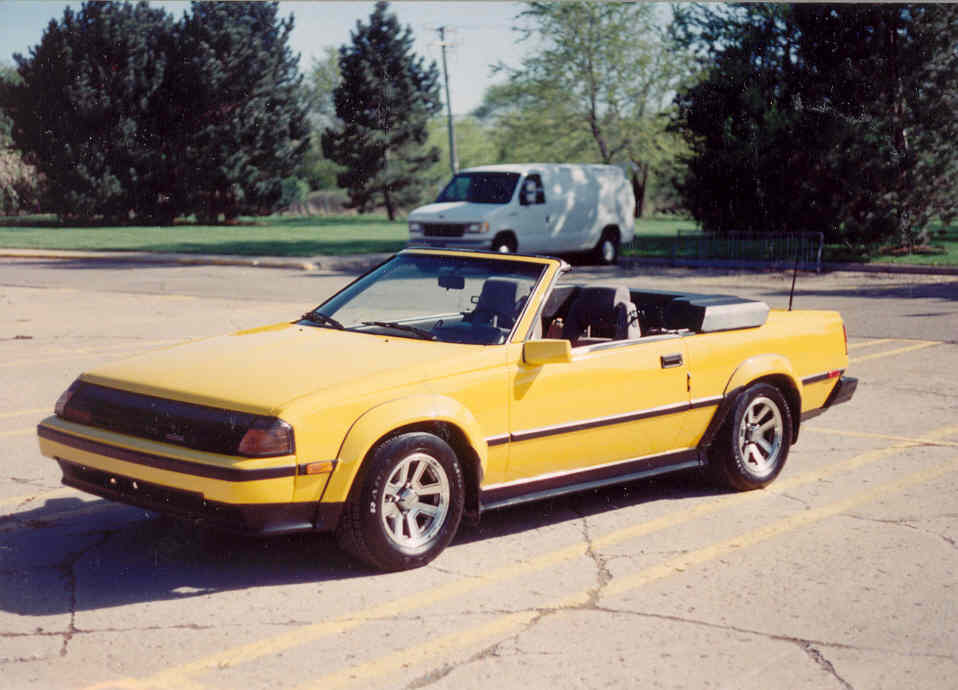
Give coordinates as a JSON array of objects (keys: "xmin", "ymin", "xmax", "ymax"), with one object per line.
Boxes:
[
  {"xmin": 620, "ymin": 255, "xmax": 958, "ymax": 277},
  {"xmin": 3, "ymin": 248, "xmax": 958, "ymax": 277}
]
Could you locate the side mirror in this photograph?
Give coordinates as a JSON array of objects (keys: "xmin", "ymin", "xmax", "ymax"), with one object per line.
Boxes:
[{"xmin": 523, "ymin": 339, "xmax": 572, "ymax": 365}]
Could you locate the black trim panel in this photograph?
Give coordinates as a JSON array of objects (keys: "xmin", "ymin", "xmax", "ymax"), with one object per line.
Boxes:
[
  {"xmin": 39, "ymin": 425, "xmax": 296, "ymax": 482},
  {"xmin": 480, "ymin": 448, "xmax": 700, "ymax": 511},
  {"xmin": 508, "ymin": 397, "xmax": 721, "ymax": 445}
]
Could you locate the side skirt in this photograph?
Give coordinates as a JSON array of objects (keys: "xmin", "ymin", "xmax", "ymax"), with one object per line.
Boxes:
[{"xmin": 479, "ymin": 448, "xmax": 701, "ymax": 513}]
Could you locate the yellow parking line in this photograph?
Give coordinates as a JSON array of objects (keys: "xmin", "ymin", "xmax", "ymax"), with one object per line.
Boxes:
[
  {"xmin": 849, "ymin": 340, "xmax": 940, "ymax": 364},
  {"xmin": 0, "ymin": 339, "xmax": 184, "ymax": 368},
  {"xmin": 0, "ymin": 407, "xmax": 48, "ymax": 419},
  {"xmin": 847, "ymin": 338, "xmax": 897, "ymax": 350},
  {"xmin": 806, "ymin": 426, "xmax": 958, "ymax": 447},
  {"xmin": 0, "ymin": 427, "xmax": 34, "ymax": 438},
  {"xmin": 90, "ymin": 422, "xmax": 958, "ymax": 690},
  {"xmin": 299, "ymin": 456, "xmax": 958, "ymax": 690}
]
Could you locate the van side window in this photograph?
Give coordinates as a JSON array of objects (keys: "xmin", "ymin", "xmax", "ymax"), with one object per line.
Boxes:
[{"xmin": 520, "ymin": 174, "xmax": 545, "ymax": 206}]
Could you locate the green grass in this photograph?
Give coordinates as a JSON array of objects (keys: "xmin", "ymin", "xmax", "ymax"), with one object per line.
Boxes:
[
  {"xmin": 1, "ymin": 213, "xmax": 955, "ymax": 266},
  {"xmin": 867, "ymin": 221, "xmax": 958, "ymax": 266},
  {"xmin": 623, "ymin": 217, "xmax": 701, "ymax": 258},
  {"xmin": 0, "ymin": 214, "xmax": 408, "ymax": 256}
]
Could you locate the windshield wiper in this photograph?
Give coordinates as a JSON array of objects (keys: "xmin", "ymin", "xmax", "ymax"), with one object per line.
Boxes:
[
  {"xmin": 361, "ymin": 321, "xmax": 437, "ymax": 341},
  {"xmin": 301, "ymin": 310, "xmax": 345, "ymax": 330}
]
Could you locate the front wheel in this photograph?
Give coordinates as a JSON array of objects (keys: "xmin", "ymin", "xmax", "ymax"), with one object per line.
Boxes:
[
  {"xmin": 336, "ymin": 432, "xmax": 464, "ymax": 571},
  {"xmin": 708, "ymin": 383, "xmax": 792, "ymax": 491},
  {"xmin": 491, "ymin": 233, "xmax": 517, "ymax": 254},
  {"xmin": 592, "ymin": 231, "xmax": 619, "ymax": 265}
]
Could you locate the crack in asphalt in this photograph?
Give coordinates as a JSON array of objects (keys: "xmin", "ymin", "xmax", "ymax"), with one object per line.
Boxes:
[
  {"xmin": 781, "ymin": 492, "xmax": 812, "ymax": 509},
  {"xmin": 404, "ymin": 509, "xmax": 615, "ymax": 690},
  {"xmin": 799, "ymin": 641, "xmax": 856, "ymax": 689},
  {"xmin": 576, "ymin": 509, "xmax": 613, "ymax": 609},
  {"xmin": 843, "ymin": 513, "xmax": 958, "ymax": 551},
  {"xmin": 589, "ymin": 607, "xmax": 956, "ymax": 661},
  {"xmin": 54, "ymin": 530, "xmax": 117, "ymax": 658}
]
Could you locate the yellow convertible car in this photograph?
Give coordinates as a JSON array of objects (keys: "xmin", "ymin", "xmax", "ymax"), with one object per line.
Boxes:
[{"xmin": 38, "ymin": 249, "xmax": 856, "ymax": 571}]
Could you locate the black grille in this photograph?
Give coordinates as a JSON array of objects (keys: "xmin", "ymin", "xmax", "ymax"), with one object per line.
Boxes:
[
  {"xmin": 64, "ymin": 382, "xmax": 257, "ymax": 455},
  {"xmin": 423, "ymin": 223, "xmax": 466, "ymax": 238}
]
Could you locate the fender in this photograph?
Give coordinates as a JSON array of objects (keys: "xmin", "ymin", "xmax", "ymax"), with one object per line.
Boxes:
[
  {"xmin": 723, "ymin": 353, "xmax": 800, "ymax": 398},
  {"xmin": 699, "ymin": 354, "xmax": 802, "ymax": 452},
  {"xmin": 322, "ymin": 394, "xmax": 489, "ymax": 505}
]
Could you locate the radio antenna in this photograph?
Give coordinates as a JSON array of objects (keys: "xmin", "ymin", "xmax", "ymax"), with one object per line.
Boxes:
[{"xmin": 787, "ymin": 252, "xmax": 799, "ymax": 311}]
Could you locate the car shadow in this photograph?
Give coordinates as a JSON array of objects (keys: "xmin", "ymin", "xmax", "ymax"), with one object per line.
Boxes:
[{"xmin": 1, "ymin": 471, "xmax": 719, "ymax": 617}]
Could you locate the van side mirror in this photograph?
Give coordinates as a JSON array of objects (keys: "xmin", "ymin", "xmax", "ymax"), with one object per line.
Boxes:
[{"xmin": 523, "ymin": 339, "xmax": 572, "ymax": 365}]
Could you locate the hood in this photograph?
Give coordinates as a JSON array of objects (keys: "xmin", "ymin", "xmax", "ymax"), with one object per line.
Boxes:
[
  {"xmin": 409, "ymin": 201, "xmax": 506, "ymax": 222},
  {"xmin": 81, "ymin": 323, "xmax": 488, "ymax": 416}
]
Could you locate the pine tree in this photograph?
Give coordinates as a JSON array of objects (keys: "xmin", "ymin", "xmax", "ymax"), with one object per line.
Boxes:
[
  {"xmin": 322, "ymin": 2, "xmax": 441, "ymax": 220},
  {"xmin": 175, "ymin": 1, "xmax": 309, "ymax": 223},
  {"xmin": 2, "ymin": 1, "xmax": 175, "ymax": 223}
]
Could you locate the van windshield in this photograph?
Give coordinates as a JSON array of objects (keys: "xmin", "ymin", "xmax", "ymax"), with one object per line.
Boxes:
[{"xmin": 435, "ymin": 172, "xmax": 520, "ymax": 205}]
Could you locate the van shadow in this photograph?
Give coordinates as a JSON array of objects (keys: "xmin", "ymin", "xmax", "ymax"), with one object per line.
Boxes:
[{"xmin": 0, "ymin": 472, "xmax": 717, "ymax": 617}]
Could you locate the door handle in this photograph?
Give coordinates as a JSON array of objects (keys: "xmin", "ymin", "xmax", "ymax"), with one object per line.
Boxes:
[{"xmin": 661, "ymin": 353, "xmax": 683, "ymax": 368}]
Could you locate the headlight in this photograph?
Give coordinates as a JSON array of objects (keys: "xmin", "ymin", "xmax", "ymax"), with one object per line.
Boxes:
[
  {"xmin": 465, "ymin": 222, "xmax": 489, "ymax": 234},
  {"xmin": 238, "ymin": 417, "xmax": 295, "ymax": 457},
  {"xmin": 408, "ymin": 222, "xmax": 423, "ymax": 234},
  {"xmin": 55, "ymin": 380, "xmax": 92, "ymax": 425}
]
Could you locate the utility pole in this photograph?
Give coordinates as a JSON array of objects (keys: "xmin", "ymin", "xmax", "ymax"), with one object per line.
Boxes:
[{"xmin": 437, "ymin": 25, "xmax": 459, "ymax": 175}]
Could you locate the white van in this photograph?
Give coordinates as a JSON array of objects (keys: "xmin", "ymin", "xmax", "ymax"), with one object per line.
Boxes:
[{"xmin": 407, "ymin": 163, "xmax": 635, "ymax": 264}]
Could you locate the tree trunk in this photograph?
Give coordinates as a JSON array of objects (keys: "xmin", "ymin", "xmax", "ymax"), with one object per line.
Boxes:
[
  {"xmin": 630, "ymin": 164, "xmax": 648, "ymax": 218},
  {"xmin": 383, "ymin": 185, "xmax": 396, "ymax": 221}
]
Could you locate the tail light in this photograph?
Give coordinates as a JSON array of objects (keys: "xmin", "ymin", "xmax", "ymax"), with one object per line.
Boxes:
[{"xmin": 843, "ymin": 324, "xmax": 848, "ymax": 356}]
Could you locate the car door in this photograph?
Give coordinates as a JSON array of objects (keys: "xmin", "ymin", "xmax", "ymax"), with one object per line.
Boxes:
[
  {"xmin": 503, "ymin": 336, "xmax": 697, "ymax": 486},
  {"xmin": 515, "ymin": 173, "xmax": 553, "ymax": 253}
]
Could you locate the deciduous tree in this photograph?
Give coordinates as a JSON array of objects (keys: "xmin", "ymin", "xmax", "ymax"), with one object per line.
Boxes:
[
  {"xmin": 477, "ymin": 2, "xmax": 688, "ymax": 217},
  {"xmin": 671, "ymin": 3, "xmax": 958, "ymax": 248}
]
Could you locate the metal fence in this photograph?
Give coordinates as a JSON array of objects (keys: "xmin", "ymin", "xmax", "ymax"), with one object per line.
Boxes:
[{"xmin": 630, "ymin": 231, "xmax": 824, "ymax": 272}]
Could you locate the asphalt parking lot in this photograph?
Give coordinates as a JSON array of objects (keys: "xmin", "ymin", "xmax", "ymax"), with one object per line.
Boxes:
[{"xmin": 1, "ymin": 256, "xmax": 956, "ymax": 689}]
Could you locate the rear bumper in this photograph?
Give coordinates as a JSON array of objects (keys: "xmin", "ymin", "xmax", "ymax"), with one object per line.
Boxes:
[
  {"xmin": 825, "ymin": 375, "xmax": 858, "ymax": 408},
  {"xmin": 801, "ymin": 375, "xmax": 858, "ymax": 422}
]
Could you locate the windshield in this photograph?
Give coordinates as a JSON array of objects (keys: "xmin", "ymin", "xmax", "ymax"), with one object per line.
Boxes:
[
  {"xmin": 435, "ymin": 172, "xmax": 520, "ymax": 205},
  {"xmin": 303, "ymin": 253, "xmax": 546, "ymax": 345}
]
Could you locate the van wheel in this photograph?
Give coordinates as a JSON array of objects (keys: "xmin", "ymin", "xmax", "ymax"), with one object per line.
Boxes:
[
  {"xmin": 336, "ymin": 432, "xmax": 464, "ymax": 571},
  {"xmin": 708, "ymin": 383, "xmax": 792, "ymax": 491},
  {"xmin": 593, "ymin": 231, "xmax": 619, "ymax": 265},
  {"xmin": 491, "ymin": 234, "xmax": 517, "ymax": 254}
]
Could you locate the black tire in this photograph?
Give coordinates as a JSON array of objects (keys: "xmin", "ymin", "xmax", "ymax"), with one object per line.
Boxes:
[
  {"xmin": 335, "ymin": 432, "xmax": 464, "ymax": 571},
  {"xmin": 491, "ymin": 233, "xmax": 517, "ymax": 254},
  {"xmin": 708, "ymin": 383, "xmax": 792, "ymax": 491},
  {"xmin": 592, "ymin": 230, "xmax": 619, "ymax": 265}
]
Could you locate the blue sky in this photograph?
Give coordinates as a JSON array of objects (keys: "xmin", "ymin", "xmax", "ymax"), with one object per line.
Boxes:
[{"xmin": 0, "ymin": 1, "xmax": 530, "ymax": 115}]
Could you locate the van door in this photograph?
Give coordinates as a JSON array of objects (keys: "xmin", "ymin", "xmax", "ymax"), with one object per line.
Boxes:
[{"xmin": 515, "ymin": 173, "xmax": 553, "ymax": 253}]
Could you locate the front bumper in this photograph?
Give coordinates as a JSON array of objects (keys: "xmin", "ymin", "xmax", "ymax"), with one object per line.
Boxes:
[
  {"xmin": 408, "ymin": 237, "xmax": 491, "ymax": 249},
  {"xmin": 37, "ymin": 418, "xmax": 342, "ymax": 535}
]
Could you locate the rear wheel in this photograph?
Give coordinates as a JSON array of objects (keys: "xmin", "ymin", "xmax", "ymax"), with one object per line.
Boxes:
[
  {"xmin": 708, "ymin": 383, "xmax": 792, "ymax": 491},
  {"xmin": 336, "ymin": 432, "xmax": 464, "ymax": 571}
]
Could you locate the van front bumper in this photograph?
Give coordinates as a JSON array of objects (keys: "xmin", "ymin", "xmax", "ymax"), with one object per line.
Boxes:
[{"xmin": 408, "ymin": 237, "xmax": 491, "ymax": 249}]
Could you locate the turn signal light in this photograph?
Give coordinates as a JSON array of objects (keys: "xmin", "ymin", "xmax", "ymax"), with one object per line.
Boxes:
[{"xmin": 238, "ymin": 418, "xmax": 294, "ymax": 457}]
